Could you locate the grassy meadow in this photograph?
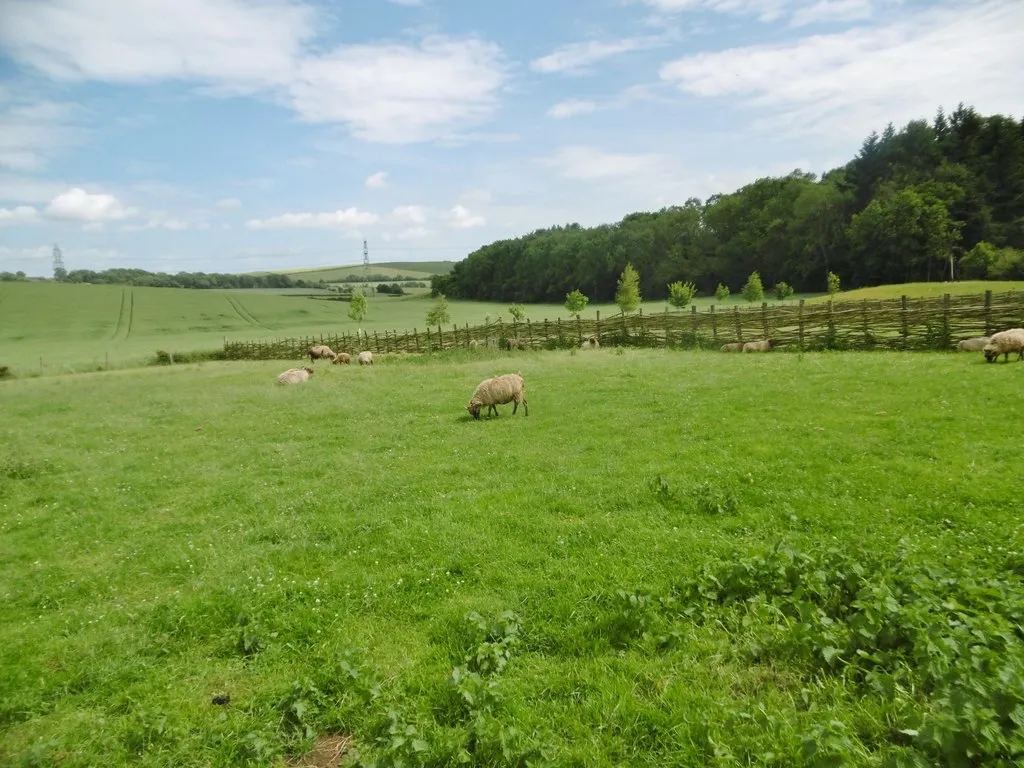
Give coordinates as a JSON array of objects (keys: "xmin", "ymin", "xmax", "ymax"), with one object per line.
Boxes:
[
  {"xmin": 2, "ymin": 347, "xmax": 1023, "ymax": 766},
  {"xmin": 250, "ymin": 261, "xmax": 455, "ymax": 283}
]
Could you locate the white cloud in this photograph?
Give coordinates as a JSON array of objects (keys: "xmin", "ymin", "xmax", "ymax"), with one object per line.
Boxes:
[
  {"xmin": 289, "ymin": 37, "xmax": 507, "ymax": 143},
  {"xmin": 392, "ymin": 205, "xmax": 427, "ymax": 224},
  {"xmin": 539, "ymin": 145, "xmax": 665, "ymax": 180},
  {"xmin": 397, "ymin": 226, "xmax": 430, "ymax": 240},
  {"xmin": 45, "ymin": 187, "xmax": 139, "ymax": 222},
  {"xmin": 548, "ymin": 99, "xmax": 599, "ymax": 119},
  {"xmin": 0, "ymin": 97, "xmax": 83, "ymax": 171},
  {"xmin": 82, "ymin": 222, "xmax": 105, "ymax": 232},
  {"xmin": 365, "ymin": 171, "xmax": 389, "ymax": 189},
  {"xmin": 246, "ymin": 208, "xmax": 378, "ymax": 230},
  {"xmin": 641, "ymin": 0, "xmax": 791, "ymax": 22},
  {"xmin": 0, "ymin": 174, "xmax": 69, "ymax": 203},
  {"xmin": 0, "ymin": 2, "xmax": 507, "ymax": 144},
  {"xmin": 214, "ymin": 197, "xmax": 242, "ymax": 210},
  {"xmin": 0, "ymin": 205, "xmax": 39, "ymax": 226},
  {"xmin": 0, "ymin": 0, "xmax": 313, "ymax": 90},
  {"xmin": 659, "ymin": 0, "xmax": 1024, "ymax": 143},
  {"xmin": 444, "ymin": 204, "xmax": 485, "ymax": 229},
  {"xmin": 530, "ymin": 36, "xmax": 665, "ymax": 74},
  {"xmin": 121, "ymin": 216, "xmax": 190, "ymax": 232},
  {"xmin": 790, "ymin": 0, "xmax": 873, "ymax": 27},
  {"xmin": 387, "ymin": 0, "xmax": 424, "ymax": 5}
]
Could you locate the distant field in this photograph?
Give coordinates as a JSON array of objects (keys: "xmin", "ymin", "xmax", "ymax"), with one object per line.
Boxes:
[
  {"xmin": 2, "ymin": 280, "xmax": 1022, "ymax": 376},
  {"xmin": 2, "ymin": 350, "xmax": 1022, "ymax": 766},
  {"xmin": 814, "ymin": 280, "xmax": 1024, "ymax": 302},
  {"xmin": 250, "ymin": 261, "xmax": 455, "ymax": 283}
]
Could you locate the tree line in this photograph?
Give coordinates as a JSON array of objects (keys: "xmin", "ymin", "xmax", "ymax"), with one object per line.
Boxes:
[
  {"xmin": 432, "ymin": 104, "xmax": 1024, "ymax": 304},
  {"xmin": 56, "ymin": 268, "xmax": 319, "ymax": 290}
]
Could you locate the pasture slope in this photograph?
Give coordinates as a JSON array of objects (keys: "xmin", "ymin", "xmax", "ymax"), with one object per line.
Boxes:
[
  {"xmin": 2, "ymin": 280, "xmax": 1023, "ymax": 376},
  {"xmin": 249, "ymin": 261, "xmax": 455, "ymax": 283},
  {"xmin": 2, "ymin": 348, "xmax": 1023, "ymax": 766}
]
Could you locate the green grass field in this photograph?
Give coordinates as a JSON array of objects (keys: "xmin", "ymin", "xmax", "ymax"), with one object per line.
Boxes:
[
  {"xmin": 2, "ymin": 349, "xmax": 1022, "ymax": 766},
  {"xmin": 3, "ymin": 280, "xmax": 1023, "ymax": 377},
  {"xmin": 810, "ymin": 280, "xmax": 1024, "ymax": 303}
]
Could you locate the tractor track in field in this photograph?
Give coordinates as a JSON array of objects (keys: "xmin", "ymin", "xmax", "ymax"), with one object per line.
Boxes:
[
  {"xmin": 224, "ymin": 293, "xmax": 275, "ymax": 331},
  {"xmin": 109, "ymin": 288, "xmax": 129, "ymax": 341},
  {"xmin": 125, "ymin": 290, "xmax": 135, "ymax": 338}
]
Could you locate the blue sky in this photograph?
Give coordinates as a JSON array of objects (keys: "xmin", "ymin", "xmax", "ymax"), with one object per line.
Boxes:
[{"xmin": 1, "ymin": 0, "xmax": 1022, "ymax": 276}]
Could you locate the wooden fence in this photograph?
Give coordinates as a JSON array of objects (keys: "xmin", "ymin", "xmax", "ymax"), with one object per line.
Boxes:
[{"xmin": 222, "ymin": 289, "xmax": 1024, "ymax": 361}]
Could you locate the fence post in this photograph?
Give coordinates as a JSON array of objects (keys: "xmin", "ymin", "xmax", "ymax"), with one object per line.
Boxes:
[
  {"xmin": 426, "ymin": 326, "xmax": 431, "ymax": 351},
  {"xmin": 414, "ymin": 328, "xmax": 420, "ymax": 353},
  {"xmin": 438, "ymin": 324, "xmax": 443, "ymax": 350},
  {"xmin": 639, "ymin": 307, "xmax": 645, "ymax": 346},
  {"xmin": 577, "ymin": 316, "xmax": 582, "ymax": 344},
  {"xmin": 761, "ymin": 302, "xmax": 769, "ymax": 339},
  {"xmin": 733, "ymin": 306, "xmax": 742, "ymax": 342},
  {"xmin": 827, "ymin": 300, "xmax": 836, "ymax": 348},
  {"xmin": 596, "ymin": 310, "xmax": 601, "ymax": 344},
  {"xmin": 862, "ymin": 300, "xmax": 869, "ymax": 346},
  {"xmin": 942, "ymin": 293, "xmax": 951, "ymax": 349},
  {"xmin": 374, "ymin": 331, "xmax": 380, "ymax": 353},
  {"xmin": 528, "ymin": 319, "xmax": 534, "ymax": 349},
  {"xmin": 900, "ymin": 295, "xmax": 909, "ymax": 349},
  {"xmin": 711, "ymin": 304, "xmax": 718, "ymax": 342},
  {"xmin": 690, "ymin": 305, "xmax": 697, "ymax": 345},
  {"xmin": 452, "ymin": 324, "xmax": 458, "ymax": 349},
  {"xmin": 984, "ymin": 290, "xmax": 992, "ymax": 336},
  {"xmin": 664, "ymin": 306, "xmax": 669, "ymax": 348}
]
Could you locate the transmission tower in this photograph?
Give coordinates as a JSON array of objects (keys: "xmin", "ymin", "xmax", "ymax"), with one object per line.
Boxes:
[
  {"xmin": 52, "ymin": 243, "xmax": 65, "ymax": 275},
  {"xmin": 363, "ymin": 239, "xmax": 369, "ymax": 274}
]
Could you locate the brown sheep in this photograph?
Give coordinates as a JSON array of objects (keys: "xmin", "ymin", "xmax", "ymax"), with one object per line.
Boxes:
[
  {"xmin": 332, "ymin": 352, "xmax": 351, "ymax": 365},
  {"xmin": 466, "ymin": 372, "xmax": 528, "ymax": 420},
  {"xmin": 309, "ymin": 345, "xmax": 335, "ymax": 363},
  {"xmin": 743, "ymin": 339, "xmax": 777, "ymax": 352},
  {"xmin": 720, "ymin": 342, "xmax": 744, "ymax": 352}
]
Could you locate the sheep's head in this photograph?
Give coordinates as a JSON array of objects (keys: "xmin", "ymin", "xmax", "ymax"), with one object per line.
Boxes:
[
  {"xmin": 983, "ymin": 345, "xmax": 998, "ymax": 363},
  {"xmin": 466, "ymin": 403, "xmax": 482, "ymax": 419},
  {"xmin": 304, "ymin": 367, "xmax": 315, "ymax": 375}
]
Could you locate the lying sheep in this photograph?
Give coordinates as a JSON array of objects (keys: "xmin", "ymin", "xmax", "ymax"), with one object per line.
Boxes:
[
  {"xmin": 358, "ymin": 351, "xmax": 374, "ymax": 365},
  {"xmin": 309, "ymin": 345, "xmax": 335, "ymax": 363},
  {"xmin": 332, "ymin": 352, "xmax": 351, "ymax": 365},
  {"xmin": 581, "ymin": 335, "xmax": 600, "ymax": 349},
  {"xmin": 957, "ymin": 336, "xmax": 990, "ymax": 352},
  {"xmin": 277, "ymin": 367, "xmax": 315, "ymax": 385},
  {"xmin": 466, "ymin": 372, "xmax": 528, "ymax": 420},
  {"xmin": 720, "ymin": 342, "xmax": 744, "ymax": 352},
  {"xmin": 982, "ymin": 328, "xmax": 1024, "ymax": 363},
  {"xmin": 743, "ymin": 339, "xmax": 777, "ymax": 353}
]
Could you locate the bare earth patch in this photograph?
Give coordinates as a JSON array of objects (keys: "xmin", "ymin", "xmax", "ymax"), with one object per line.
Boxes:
[{"xmin": 286, "ymin": 734, "xmax": 353, "ymax": 768}]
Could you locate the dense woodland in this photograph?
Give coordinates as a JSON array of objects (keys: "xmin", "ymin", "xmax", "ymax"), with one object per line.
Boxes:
[
  {"xmin": 50, "ymin": 269, "xmax": 430, "ymax": 289},
  {"xmin": 433, "ymin": 105, "xmax": 1024, "ymax": 303}
]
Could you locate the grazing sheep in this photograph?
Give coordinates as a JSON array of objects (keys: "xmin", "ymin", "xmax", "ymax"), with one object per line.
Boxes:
[
  {"xmin": 743, "ymin": 339, "xmax": 777, "ymax": 353},
  {"xmin": 469, "ymin": 340, "xmax": 481, "ymax": 349},
  {"xmin": 466, "ymin": 372, "xmax": 528, "ymax": 420},
  {"xmin": 505, "ymin": 338, "xmax": 523, "ymax": 350},
  {"xmin": 982, "ymin": 328, "xmax": 1024, "ymax": 363},
  {"xmin": 581, "ymin": 335, "xmax": 600, "ymax": 349},
  {"xmin": 332, "ymin": 352, "xmax": 351, "ymax": 365},
  {"xmin": 277, "ymin": 366, "xmax": 315, "ymax": 385},
  {"xmin": 358, "ymin": 351, "xmax": 374, "ymax": 365},
  {"xmin": 957, "ymin": 336, "xmax": 991, "ymax": 352},
  {"xmin": 720, "ymin": 342, "xmax": 745, "ymax": 352},
  {"xmin": 309, "ymin": 345, "xmax": 335, "ymax": 363}
]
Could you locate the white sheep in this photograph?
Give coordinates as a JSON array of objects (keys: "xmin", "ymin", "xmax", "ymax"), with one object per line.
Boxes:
[
  {"xmin": 743, "ymin": 339, "xmax": 777, "ymax": 353},
  {"xmin": 277, "ymin": 366, "xmax": 315, "ymax": 385},
  {"xmin": 358, "ymin": 351, "xmax": 374, "ymax": 365},
  {"xmin": 982, "ymin": 328, "xmax": 1024, "ymax": 363},
  {"xmin": 466, "ymin": 372, "xmax": 528, "ymax": 420},
  {"xmin": 956, "ymin": 336, "xmax": 990, "ymax": 352},
  {"xmin": 580, "ymin": 335, "xmax": 600, "ymax": 349},
  {"xmin": 469, "ymin": 340, "xmax": 481, "ymax": 349},
  {"xmin": 720, "ymin": 342, "xmax": 744, "ymax": 352},
  {"xmin": 309, "ymin": 345, "xmax": 335, "ymax": 363}
]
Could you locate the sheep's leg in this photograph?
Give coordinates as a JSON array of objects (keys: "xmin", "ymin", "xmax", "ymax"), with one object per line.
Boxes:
[{"xmin": 522, "ymin": 397, "xmax": 528, "ymax": 416}]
